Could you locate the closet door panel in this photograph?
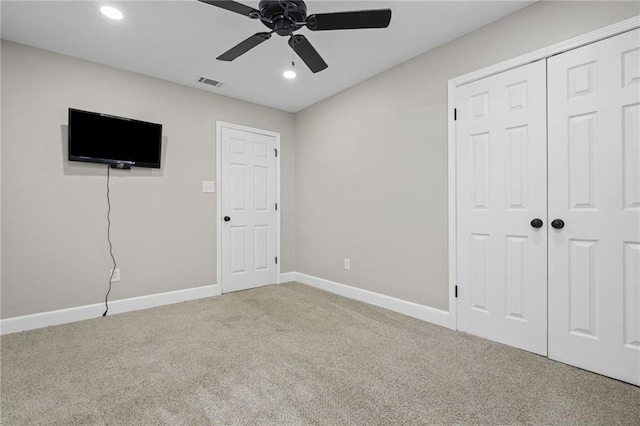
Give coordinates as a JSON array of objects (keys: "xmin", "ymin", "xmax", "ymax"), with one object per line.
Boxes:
[
  {"xmin": 456, "ymin": 60, "xmax": 548, "ymax": 355},
  {"xmin": 548, "ymin": 28, "xmax": 640, "ymax": 386}
]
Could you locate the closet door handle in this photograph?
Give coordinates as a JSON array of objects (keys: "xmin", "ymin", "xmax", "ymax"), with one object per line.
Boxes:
[
  {"xmin": 530, "ymin": 218, "xmax": 543, "ymax": 228},
  {"xmin": 551, "ymin": 219, "xmax": 565, "ymax": 229},
  {"xmin": 223, "ymin": 216, "xmax": 231, "ymax": 222}
]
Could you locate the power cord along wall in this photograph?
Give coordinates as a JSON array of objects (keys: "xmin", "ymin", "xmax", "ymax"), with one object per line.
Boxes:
[{"xmin": 103, "ymin": 165, "xmax": 117, "ymax": 316}]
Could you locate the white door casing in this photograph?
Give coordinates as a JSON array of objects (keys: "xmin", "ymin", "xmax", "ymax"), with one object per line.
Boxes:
[
  {"xmin": 218, "ymin": 123, "xmax": 280, "ymax": 293},
  {"xmin": 547, "ymin": 29, "xmax": 640, "ymax": 386},
  {"xmin": 455, "ymin": 60, "xmax": 548, "ymax": 355}
]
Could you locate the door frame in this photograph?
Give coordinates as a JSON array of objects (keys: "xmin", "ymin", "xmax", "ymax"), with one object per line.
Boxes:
[
  {"xmin": 216, "ymin": 121, "xmax": 282, "ymax": 294},
  {"xmin": 447, "ymin": 16, "xmax": 640, "ymax": 330}
]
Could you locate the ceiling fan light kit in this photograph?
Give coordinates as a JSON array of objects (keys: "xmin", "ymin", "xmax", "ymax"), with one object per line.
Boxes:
[{"xmin": 198, "ymin": 0, "xmax": 392, "ymax": 74}]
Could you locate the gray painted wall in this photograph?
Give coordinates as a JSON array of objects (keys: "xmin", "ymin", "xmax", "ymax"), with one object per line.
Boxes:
[
  {"xmin": 1, "ymin": 40, "xmax": 295, "ymax": 318},
  {"xmin": 294, "ymin": 1, "xmax": 639, "ymax": 310}
]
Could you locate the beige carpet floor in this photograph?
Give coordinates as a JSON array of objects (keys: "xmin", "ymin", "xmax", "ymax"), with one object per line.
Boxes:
[{"xmin": 1, "ymin": 282, "xmax": 639, "ymax": 425}]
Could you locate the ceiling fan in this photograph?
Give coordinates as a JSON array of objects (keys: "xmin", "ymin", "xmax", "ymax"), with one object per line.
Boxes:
[{"xmin": 198, "ymin": 0, "xmax": 392, "ymax": 73}]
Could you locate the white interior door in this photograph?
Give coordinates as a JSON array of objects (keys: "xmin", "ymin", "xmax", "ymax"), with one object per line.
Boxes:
[
  {"xmin": 220, "ymin": 126, "xmax": 278, "ymax": 293},
  {"xmin": 456, "ymin": 60, "xmax": 548, "ymax": 355},
  {"xmin": 548, "ymin": 29, "xmax": 640, "ymax": 385}
]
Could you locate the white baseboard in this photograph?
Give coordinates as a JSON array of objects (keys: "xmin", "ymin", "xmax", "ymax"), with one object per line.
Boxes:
[
  {"xmin": 0, "ymin": 284, "xmax": 220, "ymax": 335},
  {"xmin": 279, "ymin": 272, "xmax": 296, "ymax": 283},
  {"xmin": 1, "ymin": 274, "xmax": 452, "ymax": 334},
  {"xmin": 292, "ymin": 272, "xmax": 453, "ymax": 329}
]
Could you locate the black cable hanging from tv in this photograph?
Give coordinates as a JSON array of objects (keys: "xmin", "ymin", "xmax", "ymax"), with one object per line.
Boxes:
[{"xmin": 103, "ymin": 165, "xmax": 117, "ymax": 317}]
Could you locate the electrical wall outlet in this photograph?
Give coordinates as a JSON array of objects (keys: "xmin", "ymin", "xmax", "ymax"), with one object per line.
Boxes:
[
  {"xmin": 110, "ymin": 268, "xmax": 121, "ymax": 282},
  {"xmin": 344, "ymin": 258, "xmax": 351, "ymax": 270}
]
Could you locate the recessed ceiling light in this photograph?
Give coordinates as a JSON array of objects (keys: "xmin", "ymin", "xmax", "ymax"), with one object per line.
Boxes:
[
  {"xmin": 100, "ymin": 5, "xmax": 124, "ymax": 20},
  {"xmin": 283, "ymin": 70, "xmax": 296, "ymax": 79}
]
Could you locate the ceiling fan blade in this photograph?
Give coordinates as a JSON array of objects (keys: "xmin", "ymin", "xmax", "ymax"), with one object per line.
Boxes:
[
  {"xmin": 198, "ymin": 0, "xmax": 260, "ymax": 18},
  {"xmin": 288, "ymin": 35, "xmax": 328, "ymax": 73},
  {"xmin": 217, "ymin": 32, "xmax": 272, "ymax": 62},
  {"xmin": 306, "ymin": 9, "xmax": 391, "ymax": 31}
]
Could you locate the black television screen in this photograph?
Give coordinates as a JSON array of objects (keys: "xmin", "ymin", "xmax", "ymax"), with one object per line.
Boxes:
[{"xmin": 68, "ymin": 108, "xmax": 162, "ymax": 169}]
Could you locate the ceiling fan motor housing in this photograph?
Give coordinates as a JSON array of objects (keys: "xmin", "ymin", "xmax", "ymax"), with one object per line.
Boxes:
[{"xmin": 259, "ymin": 0, "xmax": 307, "ymax": 36}]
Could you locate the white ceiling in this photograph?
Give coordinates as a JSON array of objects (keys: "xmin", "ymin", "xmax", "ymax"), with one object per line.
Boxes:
[{"xmin": 1, "ymin": 0, "xmax": 535, "ymax": 112}]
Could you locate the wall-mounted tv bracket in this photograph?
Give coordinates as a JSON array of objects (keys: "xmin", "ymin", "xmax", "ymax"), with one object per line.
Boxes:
[{"xmin": 111, "ymin": 161, "xmax": 134, "ymax": 170}]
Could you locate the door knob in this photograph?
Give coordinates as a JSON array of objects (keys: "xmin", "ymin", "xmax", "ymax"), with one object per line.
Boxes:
[
  {"xmin": 530, "ymin": 218, "xmax": 543, "ymax": 228},
  {"xmin": 223, "ymin": 216, "xmax": 231, "ymax": 222},
  {"xmin": 551, "ymin": 219, "xmax": 565, "ymax": 229}
]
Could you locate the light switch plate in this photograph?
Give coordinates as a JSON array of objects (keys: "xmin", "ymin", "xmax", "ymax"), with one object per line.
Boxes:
[{"xmin": 202, "ymin": 181, "xmax": 215, "ymax": 193}]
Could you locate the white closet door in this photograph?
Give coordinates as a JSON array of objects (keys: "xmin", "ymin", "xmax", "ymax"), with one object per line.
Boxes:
[
  {"xmin": 456, "ymin": 60, "xmax": 548, "ymax": 355},
  {"xmin": 548, "ymin": 29, "xmax": 640, "ymax": 385}
]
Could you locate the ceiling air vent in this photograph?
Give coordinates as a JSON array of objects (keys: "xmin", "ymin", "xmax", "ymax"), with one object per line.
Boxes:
[{"xmin": 197, "ymin": 77, "xmax": 223, "ymax": 88}]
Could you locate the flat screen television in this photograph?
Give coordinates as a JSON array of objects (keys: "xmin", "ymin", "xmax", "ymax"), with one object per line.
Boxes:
[{"xmin": 68, "ymin": 108, "xmax": 162, "ymax": 169}]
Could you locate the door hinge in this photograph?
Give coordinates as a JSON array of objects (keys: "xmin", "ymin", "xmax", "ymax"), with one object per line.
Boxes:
[
  {"xmin": 274, "ymin": 148, "xmax": 278, "ymax": 157},
  {"xmin": 455, "ymin": 285, "xmax": 458, "ymax": 298},
  {"xmin": 275, "ymin": 257, "xmax": 278, "ymax": 265},
  {"xmin": 454, "ymin": 108, "xmax": 457, "ymax": 121},
  {"xmin": 275, "ymin": 203, "xmax": 278, "ymax": 211}
]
